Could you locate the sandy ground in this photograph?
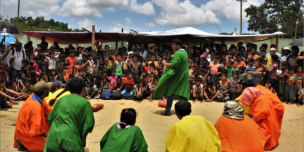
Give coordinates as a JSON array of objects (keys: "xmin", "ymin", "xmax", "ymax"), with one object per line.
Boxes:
[{"xmin": 0, "ymin": 99, "xmax": 303, "ymax": 152}]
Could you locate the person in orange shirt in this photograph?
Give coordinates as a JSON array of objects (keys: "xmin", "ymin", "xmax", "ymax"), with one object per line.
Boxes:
[
  {"xmin": 13, "ymin": 81, "xmax": 53, "ymax": 151},
  {"xmin": 215, "ymin": 101, "xmax": 266, "ymax": 152},
  {"xmin": 233, "ymin": 53, "xmax": 247, "ymax": 69},
  {"xmin": 247, "ymin": 44, "xmax": 260, "ymax": 61},
  {"xmin": 66, "ymin": 50, "xmax": 77, "ymax": 72}
]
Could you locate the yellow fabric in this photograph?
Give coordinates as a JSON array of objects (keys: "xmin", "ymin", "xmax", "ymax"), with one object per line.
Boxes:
[
  {"xmin": 22, "ymin": 86, "xmax": 33, "ymax": 94},
  {"xmin": 265, "ymin": 56, "xmax": 272, "ymax": 69},
  {"xmin": 45, "ymin": 88, "xmax": 71, "ymax": 108},
  {"xmin": 236, "ymin": 95, "xmax": 251, "ymax": 115},
  {"xmin": 165, "ymin": 115, "xmax": 221, "ymax": 152}
]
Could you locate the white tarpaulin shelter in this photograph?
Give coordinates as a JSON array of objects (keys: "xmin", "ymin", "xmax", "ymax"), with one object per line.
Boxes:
[{"xmin": 120, "ymin": 27, "xmax": 285, "ymax": 46}]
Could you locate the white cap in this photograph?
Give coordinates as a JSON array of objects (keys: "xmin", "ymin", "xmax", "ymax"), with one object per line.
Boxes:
[
  {"xmin": 270, "ymin": 48, "xmax": 276, "ymax": 51},
  {"xmin": 283, "ymin": 47, "xmax": 290, "ymax": 50}
]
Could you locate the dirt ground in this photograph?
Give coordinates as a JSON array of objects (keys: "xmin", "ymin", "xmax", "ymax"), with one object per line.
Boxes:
[{"xmin": 0, "ymin": 99, "xmax": 303, "ymax": 152}]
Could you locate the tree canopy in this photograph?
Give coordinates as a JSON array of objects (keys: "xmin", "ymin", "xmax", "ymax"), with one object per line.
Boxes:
[
  {"xmin": 0, "ymin": 16, "xmax": 84, "ymax": 32},
  {"xmin": 245, "ymin": 0, "xmax": 303, "ymax": 38}
]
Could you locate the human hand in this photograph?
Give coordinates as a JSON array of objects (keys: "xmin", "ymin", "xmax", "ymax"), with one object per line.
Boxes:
[
  {"xmin": 162, "ymin": 60, "xmax": 167, "ymax": 65},
  {"xmin": 9, "ymin": 97, "xmax": 15, "ymax": 102}
]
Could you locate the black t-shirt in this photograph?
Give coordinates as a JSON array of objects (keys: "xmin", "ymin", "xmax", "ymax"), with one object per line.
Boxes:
[{"xmin": 39, "ymin": 62, "xmax": 48, "ymax": 73}]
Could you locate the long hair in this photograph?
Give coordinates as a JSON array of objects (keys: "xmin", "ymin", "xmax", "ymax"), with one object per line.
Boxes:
[{"xmin": 119, "ymin": 108, "xmax": 137, "ymax": 129}]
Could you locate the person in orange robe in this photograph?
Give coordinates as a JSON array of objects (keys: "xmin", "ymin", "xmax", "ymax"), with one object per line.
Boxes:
[
  {"xmin": 215, "ymin": 101, "xmax": 266, "ymax": 152},
  {"xmin": 13, "ymin": 81, "xmax": 52, "ymax": 152},
  {"xmin": 255, "ymin": 85, "xmax": 284, "ymax": 130},
  {"xmin": 241, "ymin": 87, "xmax": 281, "ymax": 150}
]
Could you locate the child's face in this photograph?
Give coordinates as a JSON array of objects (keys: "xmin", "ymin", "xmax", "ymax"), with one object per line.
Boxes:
[
  {"xmin": 79, "ymin": 71, "xmax": 83, "ymax": 76},
  {"xmin": 226, "ymin": 62, "xmax": 231, "ymax": 68},
  {"xmin": 153, "ymin": 80, "xmax": 158, "ymax": 85},
  {"xmin": 195, "ymin": 81, "xmax": 200, "ymax": 85},
  {"xmin": 142, "ymin": 72, "xmax": 147, "ymax": 77},
  {"xmin": 128, "ymin": 74, "xmax": 133, "ymax": 79},
  {"xmin": 236, "ymin": 56, "xmax": 241, "ymax": 61},
  {"xmin": 248, "ymin": 61, "xmax": 253, "ymax": 66},
  {"xmin": 60, "ymin": 61, "xmax": 64, "ymax": 66},
  {"xmin": 21, "ymin": 73, "xmax": 25, "ymax": 79},
  {"xmin": 194, "ymin": 71, "xmax": 198, "ymax": 76},
  {"xmin": 282, "ymin": 64, "xmax": 287, "ymax": 69},
  {"xmin": 111, "ymin": 72, "xmax": 115, "ymax": 76},
  {"xmin": 213, "ymin": 58, "xmax": 218, "ymax": 62},
  {"xmin": 89, "ymin": 56, "xmax": 93, "ymax": 60},
  {"xmin": 0, "ymin": 59, "xmax": 4, "ymax": 65},
  {"xmin": 221, "ymin": 75, "xmax": 227, "ymax": 81},
  {"xmin": 254, "ymin": 61, "xmax": 259, "ymax": 67},
  {"xmin": 289, "ymin": 70, "xmax": 294, "ymax": 74},
  {"xmin": 51, "ymin": 71, "xmax": 56, "ymax": 75},
  {"xmin": 138, "ymin": 82, "xmax": 143, "ymax": 87},
  {"xmin": 12, "ymin": 82, "xmax": 16, "ymax": 87},
  {"xmin": 42, "ymin": 74, "xmax": 47, "ymax": 79},
  {"xmin": 70, "ymin": 52, "xmax": 75, "ymax": 57},
  {"xmin": 102, "ymin": 78, "xmax": 107, "ymax": 82},
  {"xmin": 25, "ymin": 82, "xmax": 30, "ymax": 87},
  {"xmin": 297, "ymin": 67, "xmax": 303, "ymax": 72},
  {"xmin": 77, "ymin": 61, "xmax": 82, "ymax": 65},
  {"xmin": 65, "ymin": 65, "xmax": 70, "ymax": 69},
  {"xmin": 239, "ymin": 69, "xmax": 244, "ymax": 73},
  {"xmin": 266, "ymin": 82, "xmax": 271, "ymax": 87},
  {"xmin": 151, "ymin": 56, "xmax": 156, "ymax": 61},
  {"xmin": 50, "ymin": 54, "xmax": 55, "ymax": 58},
  {"xmin": 117, "ymin": 79, "xmax": 121, "ymax": 83},
  {"xmin": 233, "ymin": 74, "xmax": 238, "ymax": 79},
  {"xmin": 132, "ymin": 57, "xmax": 138, "ymax": 62},
  {"xmin": 202, "ymin": 72, "xmax": 207, "ymax": 76},
  {"xmin": 117, "ymin": 56, "xmax": 121, "ymax": 61}
]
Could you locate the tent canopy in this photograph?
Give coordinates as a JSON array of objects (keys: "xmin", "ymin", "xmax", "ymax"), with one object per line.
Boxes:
[
  {"xmin": 22, "ymin": 27, "xmax": 285, "ymax": 45},
  {"xmin": 22, "ymin": 31, "xmax": 120, "ymax": 44}
]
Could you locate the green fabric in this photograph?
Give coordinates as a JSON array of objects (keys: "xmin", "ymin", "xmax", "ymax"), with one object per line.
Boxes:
[
  {"xmin": 225, "ymin": 67, "xmax": 235, "ymax": 79},
  {"xmin": 100, "ymin": 123, "xmax": 148, "ymax": 152},
  {"xmin": 44, "ymin": 94, "xmax": 95, "ymax": 152},
  {"xmin": 153, "ymin": 49, "xmax": 190, "ymax": 99},
  {"xmin": 115, "ymin": 61, "xmax": 123, "ymax": 76}
]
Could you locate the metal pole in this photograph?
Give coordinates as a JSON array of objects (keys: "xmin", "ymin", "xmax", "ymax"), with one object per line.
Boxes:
[
  {"xmin": 17, "ymin": 0, "xmax": 20, "ymax": 27},
  {"xmin": 240, "ymin": 0, "xmax": 242, "ymax": 35}
]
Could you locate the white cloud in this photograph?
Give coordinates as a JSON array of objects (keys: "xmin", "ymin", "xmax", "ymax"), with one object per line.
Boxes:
[
  {"xmin": 88, "ymin": 0, "xmax": 129, "ymax": 9},
  {"xmin": 59, "ymin": 0, "xmax": 102, "ymax": 17},
  {"xmin": 202, "ymin": 0, "xmax": 262, "ymax": 22},
  {"xmin": 71, "ymin": 18, "xmax": 75, "ymax": 21},
  {"xmin": 142, "ymin": 22, "xmax": 156, "ymax": 27},
  {"xmin": 125, "ymin": 17, "xmax": 132, "ymax": 24},
  {"xmin": 154, "ymin": 0, "xmax": 220, "ymax": 27},
  {"xmin": 78, "ymin": 18, "xmax": 96, "ymax": 30},
  {"xmin": 129, "ymin": 0, "xmax": 155, "ymax": 15}
]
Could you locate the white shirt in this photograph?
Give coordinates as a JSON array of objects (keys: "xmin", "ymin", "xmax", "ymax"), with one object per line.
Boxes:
[
  {"xmin": 86, "ymin": 60, "xmax": 94, "ymax": 74},
  {"xmin": 46, "ymin": 57, "xmax": 57, "ymax": 70},
  {"xmin": 6, "ymin": 49, "xmax": 26, "ymax": 70},
  {"xmin": 275, "ymin": 52, "xmax": 282, "ymax": 61},
  {"xmin": 140, "ymin": 50, "xmax": 148, "ymax": 60}
]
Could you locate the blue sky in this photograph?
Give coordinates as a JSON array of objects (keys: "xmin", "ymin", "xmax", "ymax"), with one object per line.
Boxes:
[{"xmin": 1, "ymin": 0, "xmax": 264, "ymax": 34}]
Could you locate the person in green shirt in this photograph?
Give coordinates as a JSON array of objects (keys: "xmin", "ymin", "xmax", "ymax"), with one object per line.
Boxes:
[
  {"xmin": 100, "ymin": 108, "xmax": 148, "ymax": 152},
  {"xmin": 44, "ymin": 78, "xmax": 95, "ymax": 152},
  {"xmin": 225, "ymin": 61, "xmax": 235, "ymax": 79},
  {"xmin": 153, "ymin": 39, "xmax": 190, "ymax": 116}
]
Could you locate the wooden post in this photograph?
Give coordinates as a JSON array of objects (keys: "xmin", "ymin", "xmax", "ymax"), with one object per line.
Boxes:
[
  {"xmin": 121, "ymin": 28, "xmax": 124, "ymax": 47},
  {"xmin": 271, "ymin": 36, "xmax": 273, "ymax": 45},
  {"xmin": 187, "ymin": 39, "xmax": 190, "ymax": 53},
  {"xmin": 92, "ymin": 25, "xmax": 95, "ymax": 50},
  {"xmin": 275, "ymin": 35, "xmax": 279, "ymax": 51},
  {"xmin": 115, "ymin": 41, "xmax": 118, "ymax": 50},
  {"xmin": 200, "ymin": 38, "xmax": 202, "ymax": 50}
]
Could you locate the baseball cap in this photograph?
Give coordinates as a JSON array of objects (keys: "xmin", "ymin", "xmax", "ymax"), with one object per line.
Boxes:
[
  {"xmin": 283, "ymin": 47, "xmax": 290, "ymax": 50},
  {"xmin": 52, "ymin": 81, "xmax": 65, "ymax": 89},
  {"xmin": 200, "ymin": 54, "xmax": 205, "ymax": 58},
  {"xmin": 270, "ymin": 48, "xmax": 276, "ymax": 51},
  {"xmin": 33, "ymin": 81, "xmax": 53, "ymax": 93}
]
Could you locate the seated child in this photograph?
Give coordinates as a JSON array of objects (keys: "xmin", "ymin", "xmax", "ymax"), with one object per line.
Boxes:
[
  {"xmin": 246, "ymin": 58, "xmax": 256, "ymax": 72},
  {"xmin": 113, "ymin": 78, "xmax": 124, "ymax": 92},
  {"xmin": 148, "ymin": 62, "xmax": 158, "ymax": 78},
  {"xmin": 149, "ymin": 78, "xmax": 159, "ymax": 102},
  {"xmin": 100, "ymin": 108, "xmax": 148, "ymax": 152},
  {"xmin": 204, "ymin": 81, "xmax": 220, "ymax": 102},
  {"xmin": 225, "ymin": 61, "xmax": 235, "ymax": 79},
  {"xmin": 218, "ymin": 74, "xmax": 230, "ymax": 102},
  {"xmin": 230, "ymin": 71, "xmax": 240, "ymax": 100},
  {"xmin": 285, "ymin": 66, "xmax": 296, "ymax": 104},
  {"xmin": 133, "ymin": 79, "xmax": 146, "ymax": 101},
  {"xmin": 108, "ymin": 70, "xmax": 118, "ymax": 90},
  {"xmin": 22, "ymin": 79, "xmax": 33, "ymax": 100},
  {"xmin": 99, "ymin": 76, "xmax": 111, "ymax": 97},
  {"xmin": 265, "ymin": 79, "xmax": 276, "ymax": 95},
  {"xmin": 192, "ymin": 77, "xmax": 204, "ymax": 101},
  {"xmin": 85, "ymin": 82, "xmax": 98, "ymax": 99},
  {"xmin": 238, "ymin": 66, "xmax": 246, "ymax": 81},
  {"xmin": 298, "ymin": 86, "xmax": 304, "ymax": 104},
  {"xmin": 40, "ymin": 71, "xmax": 48, "ymax": 82},
  {"xmin": 121, "ymin": 72, "xmax": 134, "ymax": 97}
]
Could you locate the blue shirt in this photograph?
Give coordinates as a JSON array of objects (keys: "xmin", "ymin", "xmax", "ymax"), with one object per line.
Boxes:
[{"xmin": 246, "ymin": 65, "xmax": 256, "ymax": 72}]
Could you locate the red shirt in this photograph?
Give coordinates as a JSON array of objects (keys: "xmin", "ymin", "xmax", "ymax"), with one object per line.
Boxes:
[
  {"xmin": 66, "ymin": 57, "xmax": 77, "ymax": 72},
  {"xmin": 122, "ymin": 77, "xmax": 134, "ymax": 85}
]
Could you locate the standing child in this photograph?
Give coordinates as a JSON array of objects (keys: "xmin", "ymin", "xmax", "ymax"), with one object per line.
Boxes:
[
  {"xmin": 57, "ymin": 59, "xmax": 65, "ymax": 80},
  {"xmin": 83, "ymin": 53, "xmax": 94, "ymax": 81},
  {"xmin": 233, "ymin": 53, "xmax": 246, "ymax": 69},
  {"xmin": 218, "ymin": 74, "xmax": 230, "ymax": 102},
  {"xmin": 39, "ymin": 54, "xmax": 48, "ymax": 74},
  {"xmin": 99, "ymin": 76, "xmax": 111, "ymax": 99},
  {"xmin": 148, "ymin": 62, "xmax": 158, "ymax": 78},
  {"xmin": 295, "ymin": 66, "xmax": 303, "ymax": 103},
  {"xmin": 285, "ymin": 66, "xmax": 296, "ymax": 104},
  {"xmin": 33, "ymin": 56, "xmax": 41, "ymax": 76},
  {"xmin": 209, "ymin": 55, "xmax": 221, "ymax": 85},
  {"xmin": 108, "ymin": 70, "xmax": 118, "ymax": 90},
  {"xmin": 30, "ymin": 70, "xmax": 39, "ymax": 85},
  {"xmin": 192, "ymin": 77, "xmax": 204, "ymax": 102},
  {"xmin": 265, "ymin": 79, "xmax": 277, "ymax": 95},
  {"xmin": 246, "ymin": 58, "xmax": 256, "ymax": 72},
  {"xmin": 74, "ymin": 57, "xmax": 83, "ymax": 77},
  {"xmin": 66, "ymin": 50, "xmax": 77, "ymax": 73},
  {"xmin": 149, "ymin": 78, "xmax": 159, "ymax": 102},
  {"xmin": 277, "ymin": 61, "xmax": 288, "ymax": 100},
  {"xmin": 225, "ymin": 61, "xmax": 235, "ymax": 80},
  {"xmin": 133, "ymin": 79, "xmax": 146, "ymax": 101},
  {"xmin": 93, "ymin": 57, "xmax": 99, "ymax": 79},
  {"xmin": 63, "ymin": 62, "xmax": 72, "ymax": 82},
  {"xmin": 238, "ymin": 66, "xmax": 246, "ymax": 81},
  {"xmin": 114, "ymin": 55, "xmax": 123, "ymax": 78},
  {"xmin": 229, "ymin": 71, "xmax": 239, "ymax": 100}
]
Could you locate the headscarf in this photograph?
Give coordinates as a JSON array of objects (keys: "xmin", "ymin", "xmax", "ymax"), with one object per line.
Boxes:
[
  {"xmin": 223, "ymin": 101, "xmax": 244, "ymax": 120},
  {"xmin": 240, "ymin": 87, "xmax": 265, "ymax": 106},
  {"xmin": 77, "ymin": 57, "xmax": 82, "ymax": 61}
]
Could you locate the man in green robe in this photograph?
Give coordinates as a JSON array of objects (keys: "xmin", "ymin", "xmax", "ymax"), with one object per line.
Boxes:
[
  {"xmin": 44, "ymin": 78, "xmax": 95, "ymax": 152},
  {"xmin": 153, "ymin": 39, "xmax": 190, "ymax": 116}
]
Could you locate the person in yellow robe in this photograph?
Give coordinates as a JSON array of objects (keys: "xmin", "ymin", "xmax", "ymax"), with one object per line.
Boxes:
[{"xmin": 165, "ymin": 100, "xmax": 221, "ymax": 152}]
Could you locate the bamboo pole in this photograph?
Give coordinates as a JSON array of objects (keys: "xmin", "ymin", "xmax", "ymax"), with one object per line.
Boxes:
[
  {"xmin": 92, "ymin": 25, "xmax": 95, "ymax": 50},
  {"xmin": 275, "ymin": 35, "xmax": 279, "ymax": 51}
]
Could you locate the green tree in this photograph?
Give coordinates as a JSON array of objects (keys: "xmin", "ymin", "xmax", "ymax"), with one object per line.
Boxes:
[{"xmin": 245, "ymin": 0, "xmax": 304, "ymax": 38}]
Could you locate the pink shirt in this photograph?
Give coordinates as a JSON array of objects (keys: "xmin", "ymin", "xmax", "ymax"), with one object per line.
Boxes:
[
  {"xmin": 210, "ymin": 63, "xmax": 220, "ymax": 74},
  {"xmin": 108, "ymin": 76, "xmax": 118, "ymax": 89},
  {"xmin": 268, "ymin": 63, "xmax": 278, "ymax": 79},
  {"xmin": 33, "ymin": 63, "xmax": 40, "ymax": 76}
]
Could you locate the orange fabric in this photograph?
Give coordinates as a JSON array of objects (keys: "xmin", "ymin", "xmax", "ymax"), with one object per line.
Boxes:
[
  {"xmin": 13, "ymin": 94, "xmax": 52, "ymax": 152},
  {"xmin": 215, "ymin": 115, "xmax": 266, "ymax": 152},
  {"xmin": 256, "ymin": 85, "xmax": 284, "ymax": 130},
  {"xmin": 210, "ymin": 63, "xmax": 221, "ymax": 74},
  {"xmin": 247, "ymin": 54, "xmax": 260, "ymax": 61},
  {"xmin": 66, "ymin": 57, "xmax": 77, "ymax": 72},
  {"xmin": 64, "ymin": 69, "xmax": 71, "ymax": 81},
  {"xmin": 122, "ymin": 77, "xmax": 134, "ymax": 85},
  {"xmin": 250, "ymin": 95, "xmax": 280, "ymax": 150},
  {"xmin": 233, "ymin": 61, "xmax": 246, "ymax": 68},
  {"xmin": 240, "ymin": 87, "xmax": 265, "ymax": 106}
]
